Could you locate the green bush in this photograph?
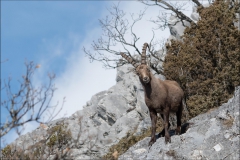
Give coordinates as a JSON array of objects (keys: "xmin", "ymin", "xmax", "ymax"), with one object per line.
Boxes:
[
  {"xmin": 163, "ymin": 0, "xmax": 240, "ymax": 118},
  {"xmin": 47, "ymin": 124, "xmax": 72, "ymax": 148}
]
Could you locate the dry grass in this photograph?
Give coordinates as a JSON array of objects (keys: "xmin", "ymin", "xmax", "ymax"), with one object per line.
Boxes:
[
  {"xmin": 223, "ymin": 116, "xmax": 234, "ymax": 128},
  {"xmin": 207, "ymin": 107, "xmax": 218, "ymax": 113},
  {"xmin": 102, "ymin": 117, "xmax": 163, "ymax": 160},
  {"xmin": 1, "ymin": 123, "xmax": 72, "ymax": 160},
  {"xmin": 166, "ymin": 150, "xmax": 177, "ymax": 158}
]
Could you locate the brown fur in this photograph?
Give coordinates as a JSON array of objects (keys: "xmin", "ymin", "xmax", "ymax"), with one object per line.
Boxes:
[{"xmin": 121, "ymin": 43, "xmax": 184, "ymax": 146}]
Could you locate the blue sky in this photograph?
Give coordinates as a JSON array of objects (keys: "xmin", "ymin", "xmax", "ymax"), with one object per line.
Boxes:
[
  {"xmin": 1, "ymin": 0, "xmax": 193, "ymax": 147},
  {"xmin": 1, "ymin": 0, "xmax": 114, "ymax": 147},
  {"xmin": 2, "ymin": 1, "xmax": 106, "ymax": 79}
]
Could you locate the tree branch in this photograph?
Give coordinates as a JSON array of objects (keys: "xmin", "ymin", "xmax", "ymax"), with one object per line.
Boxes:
[{"xmin": 1, "ymin": 61, "xmax": 64, "ymax": 137}]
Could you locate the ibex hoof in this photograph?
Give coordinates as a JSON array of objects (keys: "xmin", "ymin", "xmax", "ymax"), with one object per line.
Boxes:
[
  {"xmin": 148, "ymin": 141, "xmax": 153, "ymax": 147},
  {"xmin": 175, "ymin": 129, "xmax": 181, "ymax": 135},
  {"xmin": 175, "ymin": 126, "xmax": 181, "ymax": 135},
  {"xmin": 148, "ymin": 139, "xmax": 156, "ymax": 146},
  {"xmin": 165, "ymin": 136, "xmax": 171, "ymax": 144}
]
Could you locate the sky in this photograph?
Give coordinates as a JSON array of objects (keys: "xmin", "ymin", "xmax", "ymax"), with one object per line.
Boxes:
[{"xmin": 1, "ymin": 0, "xmax": 195, "ymax": 148}]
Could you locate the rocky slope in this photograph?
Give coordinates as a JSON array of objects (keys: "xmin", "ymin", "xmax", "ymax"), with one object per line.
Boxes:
[
  {"xmin": 2, "ymin": 64, "xmax": 155, "ymax": 159},
  {"xmin": 119, "ymin": 86, "xmax": 240, "ymax": 160},
  {"xmin": 2, "ymin": 4, "xmax": 239, "ymax": 160}
]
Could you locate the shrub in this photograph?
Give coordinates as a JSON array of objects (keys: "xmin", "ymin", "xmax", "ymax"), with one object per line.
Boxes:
[
  {"xmin": 163, "ymin": 0, "xmax": 240, "ymax": 118},
  {"xmin": 1, "ymin": 123, "xmax": 72, "ymax": 159}
]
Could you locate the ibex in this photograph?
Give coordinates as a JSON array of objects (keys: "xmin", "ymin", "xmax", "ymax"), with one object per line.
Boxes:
[{"xmin": 120, "ymin": 43, "xmax": 184, "ymax": 146}]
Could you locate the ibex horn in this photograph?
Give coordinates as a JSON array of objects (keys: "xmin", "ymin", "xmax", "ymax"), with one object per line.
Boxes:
[
  {"xmin": 120, "ymin": 52, "xmax": 139, "ymax": 68},
  {"xmin": 141, "ymin": 43, "xmax": 148, "ymax": 65}
]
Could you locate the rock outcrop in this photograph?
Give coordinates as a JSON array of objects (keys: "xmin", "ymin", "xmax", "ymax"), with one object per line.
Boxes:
[
  {"xmin": 4, "ymin": 64, "xmax": 153, "ymax": 159},
  {"xmin": 5, "ymin": 63, "xmax": 239, "ymax": 159},
  {"xmin": 2, "ymin": 4, "xmax": 239, "ymax": 160},
  {"xmin": 119, "ymin": 87, "xmax": 240, "ymax": 160}
]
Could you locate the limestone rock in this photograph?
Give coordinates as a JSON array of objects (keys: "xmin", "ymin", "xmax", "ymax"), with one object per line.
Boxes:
[
  {"xmin": 4, "ymin": 4, "xmax": 239, "ymax": 160},
  {"xmin": 119, "ymin": 87, "xmax": 240, "ymax": 160},
  {"xmin": 6, "ymin": 64, "xmax": 152, "ymax": 159}
]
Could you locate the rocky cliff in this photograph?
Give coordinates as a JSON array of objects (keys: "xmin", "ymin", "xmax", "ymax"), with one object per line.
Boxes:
[
  {"xmin": 2, "ymin": 4, "xmax": 239, "ymax": 160},
  {"xmin": 1, "ymin": 64, "xmax": 155, "ymax": 159},
  {"xmin": 119, "ymin": 86, "xmax": 240, "ymax": 160},
  {"xmin": 3, "ymin": 63, "xmax": 239, "ymax": 159}
]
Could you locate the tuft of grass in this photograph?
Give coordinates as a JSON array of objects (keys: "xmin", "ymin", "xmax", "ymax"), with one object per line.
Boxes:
[
  {"xmin": 223, "ymin": 116, "xmax": 234, "ymax": 128},
  {"xmin": 207, "ymin": 107, "xmax": 217, "ymax": 113},
  {"xmin": 1, "ymin": 145, "xmax": 12, "ymax": 158},
  {"xmin": 47, "ymin": 134, "xmax": 58, "ymax": 147},
  {"xmin": 1, "ymin": 123, "xmax": 72, "ymax": 160},
  {"xmin": 102, "ymin": 129, "xmax": 151, "ymax": 160},
  {"xmin": 46, "ymin": 123, "xmax": 72, "ymax": 148},
  {"xmin": 166, "ymin": 150, "xmax": 177, "ymax": 158},
  {"xmin": 1, "ymin": 145, "xmax": 30, "ymax": 160}
]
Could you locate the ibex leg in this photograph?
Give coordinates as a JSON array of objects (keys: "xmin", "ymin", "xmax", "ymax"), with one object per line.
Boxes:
[{"xmin": 149, "ymin": 109, "xmax": 157, "ymax": 146}]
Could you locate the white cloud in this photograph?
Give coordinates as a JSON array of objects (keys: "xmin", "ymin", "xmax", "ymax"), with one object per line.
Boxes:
[{"xmin": 50, "ymin": 41, "xmax": 117, "ymax": 119}]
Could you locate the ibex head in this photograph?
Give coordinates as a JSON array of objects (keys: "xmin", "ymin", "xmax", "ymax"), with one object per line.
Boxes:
[{"xmin": 120, "ymin": 43, "xmax": 151, "ymax": 84}]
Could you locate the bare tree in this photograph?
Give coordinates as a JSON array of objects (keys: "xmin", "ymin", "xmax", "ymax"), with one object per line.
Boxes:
[
  {"xmin": 143, "ymin": 0, "xmax": 196, "ymax": 31},
  {"xmin": 1, "ymin": 61, "xmax": 64, "ymax": 137},
  {"xmin": 141, "ymin": 0, "xmax": 198, "ymax": 27},
  {"xmin": 84, "ymin": 0, "xmax": 239, "ymax": 73},
  {"xmin": 83, "ymin": 1, "xmax": 204, "ymax": 75},
  {"xmin": 84, "ymin": 3, "xmax": 146, "ymax": 67},
  {"xmin": 1, "ymin": 115, "xmax": 103, "ymax": 159},
  {"xmin": 83, "ymin": 3, "xmax": 167, "ymax": 73}
]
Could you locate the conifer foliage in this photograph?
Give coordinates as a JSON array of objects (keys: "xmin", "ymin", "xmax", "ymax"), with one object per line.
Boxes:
[{"xmin": 163, "ymin": 0, "xmax": 240, "ymax": 117}]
